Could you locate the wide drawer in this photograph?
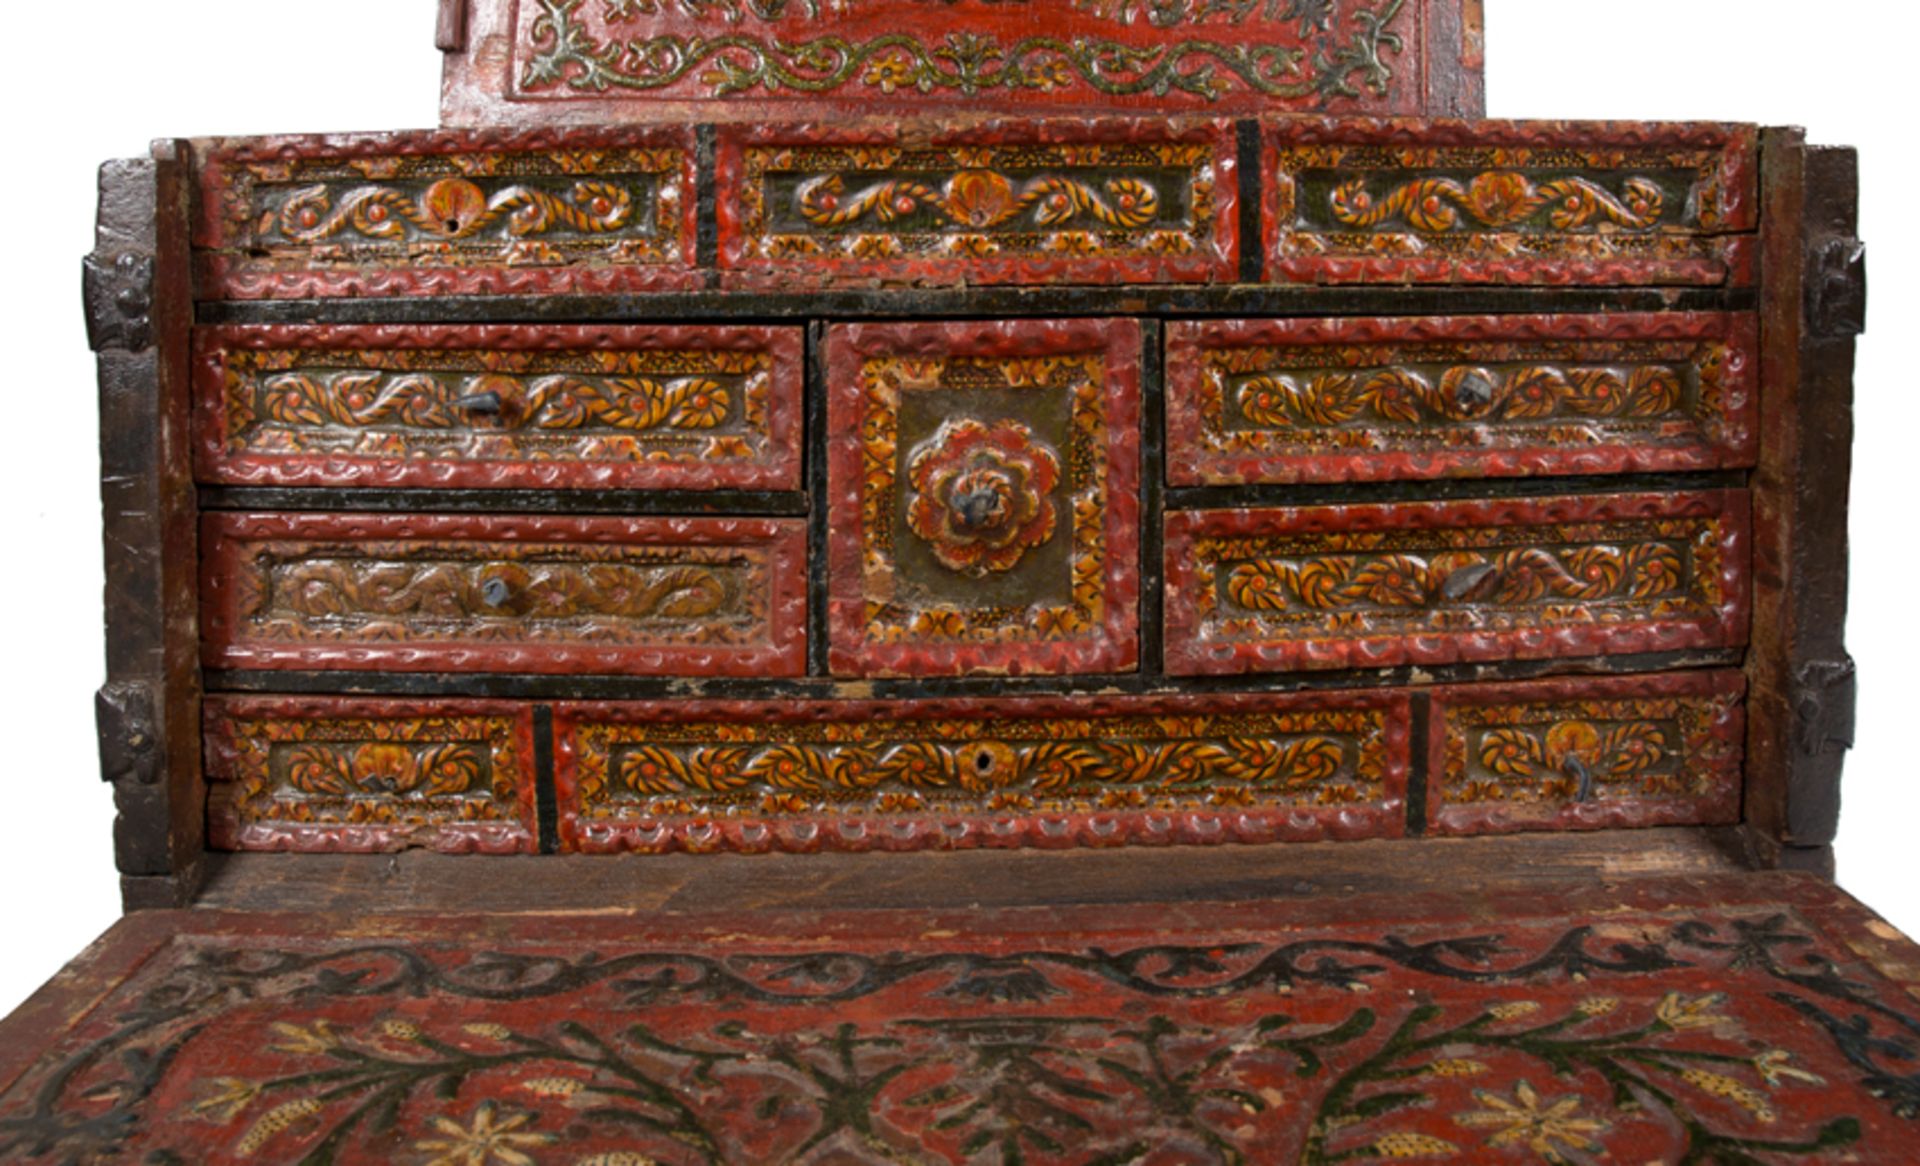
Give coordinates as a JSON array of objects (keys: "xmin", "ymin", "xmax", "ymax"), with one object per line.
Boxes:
[
  {"xmin": 1164, "ymin": 491, "xmax": 1750, "ymax": 675},
  {"xmin": 193, "ymin": 324, "xmax": 804, "ymax": 490},
  {"xmin": 1166, "ymin": 313, "xmax": 1758, "ymax": 484},
  {"xmin": 203, "ymin": 696, "xmax": 538, "ymax": 854},
  {"xmin": 199, "ymin": 512, "xmax": 808, "ymax": 675},
  {"xmin": 555, "ymin": 690, "xmax": 1413, "ymax": 853}
]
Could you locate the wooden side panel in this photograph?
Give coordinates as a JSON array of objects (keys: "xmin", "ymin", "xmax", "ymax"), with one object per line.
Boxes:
[
  {"xmin": 439, "ymin": 0, "xmax": 1484, "ymax": 126},
  {"xmin": 1744, "ymin": 133, "xmax": 1863, "ymax": 875},
  {"xmin": 203, "ymin": 697, "xmax": 538, "ymax": 855},
  {"xmin": 194, "ymin": 128, "xmax": 699, "ymax": 299},
  {"xmin": 824, "ymin": 320, "xmax": 1141, "ymax": 677},
  {"xmin": 554, "ymin": 691, "xmax": 1412, "ymax": 853},
  {"xmin": 91, "ymin": 144, "xmax": 204, "ymax": 906},
  {"xmin": 1164, "ymin": 491, "xmax": 1751, "ymax": 675},
  {"xmin": 715, "ymin": 119, "xmax": 1237, "ymax": 289},
  {"xmin": 193, "ymin": 324, "xmax": 804, "ymax": 490},
  {"xmin": 1428, "ymin": 671, "xmax": 1745, "ymax": 836},
  {"xmin": 1165, "ymin": 313, "xmax": 1758, "ymax": 484},
  {"xmin": 200, "ymin": 513, "xmax": 809, "ymax": 676},
  {"xmin": 1263, "ymin": 120, "xmax": 1758, "ymax": 286}
]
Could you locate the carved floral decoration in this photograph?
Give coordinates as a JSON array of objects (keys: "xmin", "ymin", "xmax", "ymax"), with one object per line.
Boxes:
[{"xmin": 905, "ymin": 418, "xmax": 1061, "ymax": 575}]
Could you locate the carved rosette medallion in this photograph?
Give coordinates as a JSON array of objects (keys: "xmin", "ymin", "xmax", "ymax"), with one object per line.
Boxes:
[
  {"xmin": 826, "ymin": 320, "xmax": 1141, "ymax": 677},
  {"xmin": 906, "ymin": 418, "xmax": 1061, "ymax": 576}
]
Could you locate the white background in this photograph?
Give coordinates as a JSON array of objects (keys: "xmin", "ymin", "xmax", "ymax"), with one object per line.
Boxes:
[{"xmin": 0, "ymin": 1, "xmax": 1908, "ymax": 1015}]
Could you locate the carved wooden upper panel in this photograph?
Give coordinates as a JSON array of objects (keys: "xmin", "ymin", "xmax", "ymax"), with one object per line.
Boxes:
[{"xmin": 440, "ymin": 0, "xmax": 1485, "ymax": 126}]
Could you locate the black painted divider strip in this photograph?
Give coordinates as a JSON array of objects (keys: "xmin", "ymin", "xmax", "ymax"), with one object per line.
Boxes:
[
  {"xmin": 197, "ymin": 285, "xmax": 1757, "ymax": 327},
  {"xmin": 205, "ymin": 649, "xmax": 1745, "ymax": 704},
  {"xmin": 1167, "ymin": 470, "xmax": 1749, "ymax": 512},
  {"xmin": 805, "ymin": 320, "xmax": 831, "ymax": 678},
  {"xmin": 1236, "ymin": 120, "xmax": 1264, "ymax": 286},
  {"xmin": 1139, "ymin": 319, "xmax": 1166, "ymax": 678},
  {"xmin": 533, "ymin": 704, "xmax": 558, "ymax": 855},
  {"xmin": 1406, "ymin": 692, "xmax": 1431, "ymax": 838},
  {"xmin": 694, "ymin": 124, "xmax": 719, "ymax": 273}
]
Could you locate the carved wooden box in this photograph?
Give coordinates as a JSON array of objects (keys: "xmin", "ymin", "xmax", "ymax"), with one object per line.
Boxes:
[{"xmin": 10, "ymin": 3, "xmax": 1904, "ymax": 1159}]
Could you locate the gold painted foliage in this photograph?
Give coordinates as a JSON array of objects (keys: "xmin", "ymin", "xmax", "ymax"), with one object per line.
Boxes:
[
  {"xmin": 1232, "ymin": 362, "xmax": 1686, "ymax": 430},
  {"xmin": 258, "ymin": 372, "xmax": 732, "ymax": 434},
  {"xmin": 1225, "ymin": 543, "xmax": 1686, "ymax": 614}
]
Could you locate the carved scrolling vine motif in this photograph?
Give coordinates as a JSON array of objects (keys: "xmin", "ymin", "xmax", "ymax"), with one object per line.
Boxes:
[
  {"xmin": 572, "ymin": 706, "xmax": 1391, "ymax": 820},
  {"xmin": 1230, "ymin": 358, "xmax": 1690, "ymax": 430},
  {"xmin": 521, "ymin": 0, "xmax": 1411, "ymax": 103},
  {"xmin": 1329, "ymin": 172, "xmax": 1666, "ymax": 233}
]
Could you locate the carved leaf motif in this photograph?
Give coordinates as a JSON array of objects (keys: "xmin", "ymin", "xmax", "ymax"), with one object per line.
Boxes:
[
  {"xmin": 1559, "ymin": 546, "xmax": 1626, "ymax": 601},
  {"xmin": 873, "ymin": 742, "xmax": 956, "ymax": 789},
  {"xmin": 284, "ymin": 744, "xmax": 357, "ymax": 796},
  {"xmin": 1022, "ymin": 742, "xmax": 1103, "ymax": 792},
  {"xmin": 413, "ymin": 744, "xmax": 487, "ymax": 798},
  {"xmin": 1479, "ymin": 728, "xmax": 1544, "ymax": 777},
  {"xmin": 1226, "ymin": 561, "xmax": 1291, "ymax": 612},
  {"xmin": 618, "ymin": 746, "xmax": 696, "ymax": 795},
  {"xmin": 1626, "ymin": 367, "xmax": 1684, "ymax": 417},
  {"xmin": 1626, "ymin": 544, "xmax": 1686, "ymax": 599},
  {"xmin": 1348, "ymin": 555, "xmax": 1430, "ymax": 608},
  {"xmin": 1500, "ymin": 367, "xmax": 1571, "ymax": 420},
  {"xmin": 1601, "ymin": 722, "xmax": 1671, "ymax": 776},
  {"xmin": 1355, "ymin": 368, "xmax": 1428, "ymax": 425}
]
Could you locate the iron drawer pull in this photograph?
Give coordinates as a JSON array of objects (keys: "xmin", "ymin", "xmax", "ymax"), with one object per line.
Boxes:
[{"xmin": 453, "ymin": 390, "xmax": 503, "ymax": 414}]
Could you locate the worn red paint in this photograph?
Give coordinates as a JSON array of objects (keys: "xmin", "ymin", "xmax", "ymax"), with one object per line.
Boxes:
[
  {"xmin": 203, "ymin": 696, "xmax": 539, "ymax": 855},
  {"xmin": 1263, "ymin": 119, "xmax": 1759, "ymax": 286},
  {"xmin": 1427, "ymin": 670, "xmax": 1747, "ymax": 836},
  {"xmin": 714, "ymin": 119, "xmax": 1239, "ymax": 289},
  {"xmin": 3, "ymin": 875, "xmax": 1916, "ymax": 1162},
  {"xmin": 1166, "ymin": 313, "xmax": 1760, "ymax": 484},
  {"xmin": 441, "ymin": 0, "xmax": 1484, "ymax": 126},
  {"xmin": 552, "ymin": 689, "xmax": 1413, "ymax": 854},
  {"xmin": 194, "ymin": 127, "xmax": 700, "ymax": 299},
  {"xmin": 1164, "ymin": 490, "xmax": 1752, "ymax": 675},
  {"xmin": 200, "ymin": 512, "xmax": 809, "ymax": 676},
  {"xmin": 191, "ymin": 324, "xmax": 805, "ymax": 490},
  {"xmin": 824, "ymin": 319, "xmax": 1142, "ymax": 677}
]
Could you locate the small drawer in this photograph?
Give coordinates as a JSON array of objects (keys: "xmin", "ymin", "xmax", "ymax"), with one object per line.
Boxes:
[
  {"xmin": 554, "ymin": 690, "xmax": 1412, "ymax": 854},
  {"xmin": 200, "ymin": 512, "xmax": 808, "ymax": 676},
  {"xmin": 195, "ymin": 128, "xmax": 698, "ymax": 299},
  {"xmin": 824, "ymin": 320, "xmax": 1142, "ymax": 677},
  {"xmin": 1166, "ymin": 313, "xmax": 1758, "ymax": 484},
  {"xmin": 717, "ymin": 120, "xmax": 1237, "ymax": 289},
  {"xmin": 204, "ymin": 696, "xmax": 537, "ymax": 854},
  {"xmin": 1427, "ymin": 671, "xmax": 1745, "ymax": 835},
  {"xmin": 1264, "ymin": 120, "xmax": 1756, "ymax": 286},
  {"xmin": 1164, "ymin": 491, "xmax": 1749, "ymax": 675},
  {"xmin": 193, "ymin": 324, "xmax": 804, "ymax": 490}
]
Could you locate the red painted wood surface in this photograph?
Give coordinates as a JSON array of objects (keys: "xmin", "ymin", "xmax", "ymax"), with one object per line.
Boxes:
[
  {"xmin": 715, "ymin": 119, "xmax": 1239, "ymax": 289},
  {"xmin": 200, "ymin": 512, "xmax": 809, "ymax": 676},
  {"xmin": 203, "ymin": 696, "xmax": 539, "ymax": 855},
  {"xmin": 1263, "ymin": 119, "xmax": 1759, "ymax": 286},
  {"xmin": 6, "ymin": 874, "xmax": 1919, "ymax": 1162},
  {"xmin": 1427, "ymin": 670, "xmax": 1746, "ymax": 836},
  {"xmin": 195, "ymin": 128, "xmax": 700, "ymax": 299},
  {"xmin": 192, "ymin": 324, "xmax": 804, "ymax": 490},
  {"xmin": 441, "ymin": 0, "xmax": 1485, "ymax": 127},
  {"xmin": 1164, "ymin": 490, "xmax": 1752, "ymax": 675},
  {"xmin": 553, "ymin": 689, "xmax": 1413, "ymax": 854},
  {"xmin": 1166, "ymin": 313, "xmax": 1760, "ymax": 484},
  {"xmin": 824, "ymin": 319, "xmax": 1142, "ymax": 677}
]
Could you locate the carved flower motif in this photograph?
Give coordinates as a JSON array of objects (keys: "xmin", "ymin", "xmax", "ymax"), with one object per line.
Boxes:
[
  {"xmin": 1455, "ymin": 1080, "xmax": 1608, "ymax": 1163},
  {"xmin": 1464, "ymin": 172, "xmax": 1537, "ymax": 227},
  {"xmin": 906, "ymin": 418, "xmax": 1060, "ymax": 576},
  {"xmin": 943, "ymin": 170, "xmax": 1021, "ymax": 229}
]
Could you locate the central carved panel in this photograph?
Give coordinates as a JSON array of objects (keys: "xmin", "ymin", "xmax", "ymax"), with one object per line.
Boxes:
[{"xmin": 826, "ymin": 320, "xmax": 1141, "ymax": 677}]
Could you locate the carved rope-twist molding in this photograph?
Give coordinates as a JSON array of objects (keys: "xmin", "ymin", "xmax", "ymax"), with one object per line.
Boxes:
[
  {"xmin": 798, "ymin": 172, "xmax": 1160, "ymax": 231},
  {"xmin": 1225, "ymin": 543, "xmax": 1687, "ymax": 614},
  {"xmin": 273, "ymin": 181, "xmax": 635, "ymax": 244},
  {"xmin": 259, "ymin": 372, "xmax": 731, "ymax": 433},
  {"xmin": 1233, "ymin": 363, "xmax": 1686, "ymax": 429},
  {"xmin": 1329, "ymin": 174, "xmax": 1667, "ymax": 233}
]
